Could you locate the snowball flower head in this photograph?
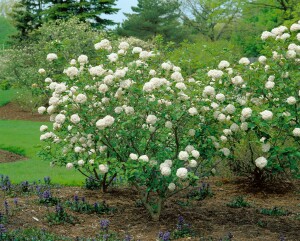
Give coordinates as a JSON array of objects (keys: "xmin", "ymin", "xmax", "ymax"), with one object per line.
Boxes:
[
  {"xmin": 241, "ymin": 108, "xmax": 252, "ymax": 119},
  {"xmin": 260, "ymin": 110, "xmax": 273, "ymax": 120},
  {"xmin": 261, "ymin": 31, "xmax": 275, "ymax": 40},
  {"xmin": 178, "ymin": 151, "xmax": 189, "ymax": 161},
  {"xmin": 139, "ymin": 155, "xmax": 149, "ymax": 162},
  {"xmin": 78, "ymin": 160, "xmax": 84, "ymax": 166},
  {"xmin": 286, "ymin": 96, "xmax": 296, "ymax": 105},
  {"xmin": 175, "ymin": 82, "xmax": 186, "ymax": 90},
  {"xmin": 65, "ymin": 67, "xmax": 79, "ymax": 79},
  {"xmin": 55, "ymin": 114, "xmax": 66, "ymax": 124},
  {"xmin": 78, "ymin": 55, "xmax": 88, "ymax": 64},
  {"xmin": 239, "ymin": 57, "xmax": 250, "ymax": 65},
  {"xmin": 38, "ymin": 68, "xmax": 46, "ymax": 74},
  {"xmin": 40, "ymin": 125, "xmax": 48, "ymax": 132},
  {"xmin": 118, "ymin": 41, "xmax": 129, "ymax": 50},
  {"xmin": 129, "ymin": 153, "xmax": 138, "ymax": 160},
  {"xmin": 290, "ymin": 23, "xmax": 300, "ymax": 32},
  {"xmin": 176, "ymin": 167, "xmax": 188, "ymax": 179},
  {"xmin": 188, "ymin": 107, "xmax": 198, "ymax": 116},
  {"xmin": 47, "ymin": 53, "xmax": 58, "ymax": 61},
  {"xmin": 75, "ymin": 94, "xmax": 87, "ymax": 104},
  {"xmin": 96, "ymin": 115, "xmax": 115, "ymax": 129},
  {"xmin": 258, "ymin": 56, "xmax": 267, "ymax": 64},
  {"xmin": 107, "ymin": 53, "xmax": 118, "ymax": 62},
  {"xmin": 99, "ymin": 164, "xmax": 109, "ymax": 174},
  {"xmin": 207, "ymin": 69, "xmax": 223, "ymax": 79},
  {"xmin": 189, "ymin": 159, "xmax": 197, "ymax": 168},
  {"xmin": 66, "ymin": 163, "xmax": 73, "ymax": 169},
  {"xmin": 218, "ymin": 60, "xmax": 230, "ymax": 69},
  {"xmin": 146, "ymin": 115, "xmax": 158, "ymax": 125},
  {"xmin": 94, "ymin": 39, "xmax": 111, "ymax": 50},
  {"xmin": 293, "ymin": 128, "xmax": 300, "ymax": 137},
  {"xmin": 265, "ymin": 81, "xmax": 275, "ymax": 89},
  {"xmin": 191, "ymin": 150, "xmax": 200, "ymax": 159},
  {"xmin": 168, "ymin": 183, "xmax": 176, "ymax": 191},
  {"xmin": 255, "ymin": 157, "xmax": 268, "ymax": 169},
  {"xmin": 70, "ymin": 114, "xmax": 80, "ymax": 124},
  {"xmin": 216, "ymin": 93, "xmax": 225, "ymax": 102},
  {"xmin": 38, "ymin": 106, "xmax": 46, "ymax": 114},
  {"xmin": 203, "ymin": 86, "xmax": 215, "ymax": 97},
  {"xmin": 161, "ymin": 166, "xmax": 171, "ymax": 176}
]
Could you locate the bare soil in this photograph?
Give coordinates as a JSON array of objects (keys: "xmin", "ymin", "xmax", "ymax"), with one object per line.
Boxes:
[
  {"xmin": 0, "ymin": 102, "xmax": 48, "ymax": 122},
  {"xmin": 1, "ymin": 178, "xmax": 299, "ymax": 241},
  {"xmin": 0, "ymin": 149, "xmax": 27, "ymax": 163}
]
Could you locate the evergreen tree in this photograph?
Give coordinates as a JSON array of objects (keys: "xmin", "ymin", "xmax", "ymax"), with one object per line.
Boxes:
[
  {"xmin": 117, "ymin": 0, "xmax": 188, "ymax": 42},
  {"xmin": 9, "ymin": 0, "xmax": 44, "ymax": 39},
  {"xmin": 43, "ymin": 0, "xmax": 119, "ymax": 27}
]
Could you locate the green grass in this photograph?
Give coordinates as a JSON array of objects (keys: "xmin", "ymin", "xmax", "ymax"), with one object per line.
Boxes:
[
  {"xmin": 0, "ymin": 120, "xmax": 84, "ymax": 185},
  {"xmin": 0, "ymin": 89, "xmax": 18, "ymax": 106}
]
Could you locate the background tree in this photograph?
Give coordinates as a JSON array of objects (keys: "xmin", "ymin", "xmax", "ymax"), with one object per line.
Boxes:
[
  {"xmin": 9, "ymin": 0, "xmax": 44, "ymax": 40},
  {"xmin": 43, "ymin": 0, "xmax": 119, "ymax": 28},
  {"xmin": 0, "ymin": 0, "xmax": 18, "ymax": 17},
  {"xmin": 180, "ymin": 0, "xmax": 244, "ymax": 41},
  {"xmin": 117, "ymin": 0, "xmax": 189, "ymax": 42}
]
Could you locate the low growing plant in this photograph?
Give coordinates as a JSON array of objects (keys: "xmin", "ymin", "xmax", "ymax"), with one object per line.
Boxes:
[
  {"xmin": 259, "ymin": 207, "xmax": 289, "ymax": 216},
  {"xmin": 187, "ymin": 182, "xmax": 214, "ymax": 201},
  {"xmin": 46, "ymin": 204, "xmax": 76, "ymax": 225},
  {"xmin": 227, "ymin": 196, "xmax": 251, "ymax": 208}
]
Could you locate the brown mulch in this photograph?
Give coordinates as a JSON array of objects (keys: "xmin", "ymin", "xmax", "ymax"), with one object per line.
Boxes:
[
  {"xmin": 1, "ymin": 177, "xmax": 299, "ymax": 241},
  {"xmin": 0, "ymin": 149, "xmax": 27, "ymax": 163},
  {"xmin": 0, "ymin": 102, "xmax": 48, "ymax": 122}
]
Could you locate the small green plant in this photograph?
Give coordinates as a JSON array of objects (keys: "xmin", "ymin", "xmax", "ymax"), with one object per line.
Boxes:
[
  {"xmin": 187, "ymin": 182, "xmax": 214, "ymax": 201},
  {"xmin": 38, "ymin": 190, "xmax": 59, "ymax": 206},
  {"xmin": 257, "ymin": 220, "xmax": 267, "ymax": 228},
  {"xmin": 46, "ymin": 204, "xmax": 76, "ymax": 225},
  {"xmin": 259, "ymin": 207, "xmax": 289, "ymax": 216},
  {"xmin": 172, "ymin": 216, "xmax": 195, "ymax": 239},
  {"xmin": 227, "ymin": 196, "xmax": 251, "ymax": 208},
  {"xmin": 85, "ymin": 176, "xmax": 101, "ymax": 190},
  {"xmin": 65, "ymin": 195, "xmax": 115, "ymax": 214}
]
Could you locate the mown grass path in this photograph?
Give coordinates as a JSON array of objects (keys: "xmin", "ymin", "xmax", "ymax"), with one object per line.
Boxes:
[{"xmin": 0, "ymin": 89, "xmax": 84, "ymax": 185}]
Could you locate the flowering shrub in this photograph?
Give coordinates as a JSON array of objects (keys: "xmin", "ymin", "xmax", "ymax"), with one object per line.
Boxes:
[
  {"xmin": 39, "ymin": 37, "xmax": 220, "ymax": 220},
  {"xmin": 200, "ymin": 22, "xmax": 300, "ymax": 186}
]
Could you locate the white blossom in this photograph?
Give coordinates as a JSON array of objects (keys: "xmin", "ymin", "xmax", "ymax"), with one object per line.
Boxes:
[
  {"xmin": 260, "ymin": 110, "xmax": 273, "ymax": 120},
  {"xmin": 47, "ymin": 53, "xmax": 58, "ymax": 61},
  {"xmin": 178, "ymin": 151, "xmax": 189, "ymax": 161},
  {"xmin": 255, "ymin": 157, "xmax": 268, "ymax": 169},
  {"xmin": 99, "ymin": 164, "xmax": 109, "ymax": 174},
  {"xmin": 176, "ymin": 167, "xmax": 188, "ymax": 179},
  {"xmin": 146, "ymin": 115, "xmax": 158, "ymax": 125}
]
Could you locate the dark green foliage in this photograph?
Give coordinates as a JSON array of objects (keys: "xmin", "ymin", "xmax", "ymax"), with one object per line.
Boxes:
[
  {"xmin": 227, "ymin": 196, "xmax": 251, "ymax": 208},
  {"xmin": 43, "ymin": 0, "xmax": 119, "ymax": 28},
  {"xmin": 117, "ymin": 0, "xmax": 188, "ymax": 42},
  {"xmin": 9, "ymin": 0, "xmax": 118, "ymax": 40},
  {"xmin": 9, "ymin": 0, "xmax": 44, "ymax": 40}
]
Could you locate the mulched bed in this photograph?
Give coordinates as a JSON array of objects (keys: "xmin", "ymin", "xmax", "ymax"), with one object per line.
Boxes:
[
  {"xmin": 1, "ymin": 177, "xmax": 299, "ymax": 240},
  {"xmin": 0, "ymin": 149, "xmax": 27, "ymax": 163},
  {"xmin": 0, "ymin": 102, "xmax": 48, "ymax": 122}
]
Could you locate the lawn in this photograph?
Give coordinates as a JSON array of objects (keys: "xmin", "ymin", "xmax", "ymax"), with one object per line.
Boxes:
[
  {"xmin": 0, "ymin": 89, "xmax": 17, "ymax": 107},
  {"xmin": 0, "ymin": 119, "xmax": 84, "ymax": 185}
]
